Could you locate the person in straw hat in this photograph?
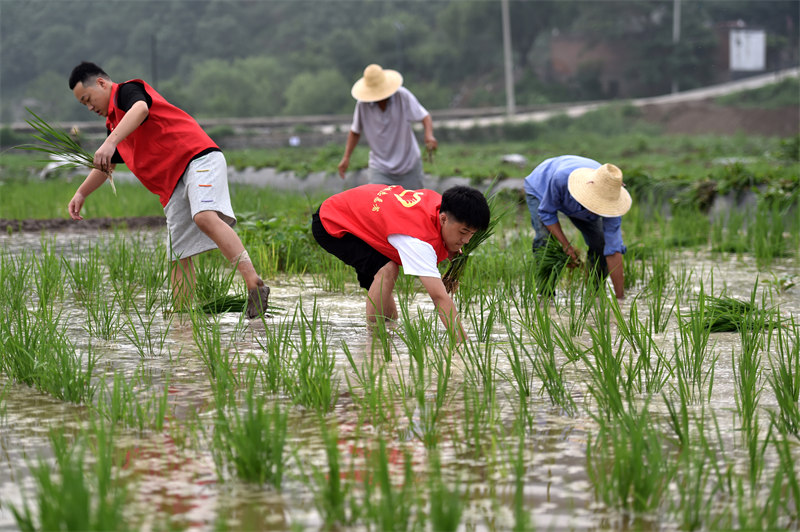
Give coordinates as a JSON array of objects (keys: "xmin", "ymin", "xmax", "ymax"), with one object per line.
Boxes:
[
  {"xmin": 338, "ymin": 64, "xmax": 437, "ymax": 190},
  {"xmin": 523, "ymin": 155, "xmax": 632, "ymax": 299}
]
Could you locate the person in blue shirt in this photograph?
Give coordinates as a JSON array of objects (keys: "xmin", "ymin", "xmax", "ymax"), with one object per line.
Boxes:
[{"xmin": 523, "ymin": 155, "xmax": 632, "ymax": 299}]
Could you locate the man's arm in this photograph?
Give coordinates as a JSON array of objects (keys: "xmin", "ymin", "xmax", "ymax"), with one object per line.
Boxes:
[
  {"xmin": 421, "ymin": 114, "xmax": 437, "ymax": 152},
  {"xmin": 606, "ymin": 252, "xmax": 625, "ymax": 299},
  {"xmin": 418, "ymin": 276, "xmax": 466, "ymax": 343},
  {"xmin": 68, "ymin": 165, "xmax": 117, "ymax": 220},
  {"xmin": 338, "ymin": 130, "xmax": 361, "ymax": 179},
  {"xmin": 92, "ymin": 100, "xmax": 149, "ymax": 173}
]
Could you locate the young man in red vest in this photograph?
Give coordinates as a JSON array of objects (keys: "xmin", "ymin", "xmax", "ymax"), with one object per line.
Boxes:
[
  {"xmin": 67, "ymin": 61, "xmax": 270, "ymax": 318},
  {"xmin": 312, "ymin": 184, "xmax": 490, "ymax": 342}
]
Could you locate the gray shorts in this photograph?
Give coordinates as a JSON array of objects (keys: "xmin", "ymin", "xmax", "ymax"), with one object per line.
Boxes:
[
  {"xmin": 164, "ymin": 151, "xmax": 236, "ymax": 261},
  {"xmin": 367, "ymin": 157, "xmax": 425, "ymax": 190}
]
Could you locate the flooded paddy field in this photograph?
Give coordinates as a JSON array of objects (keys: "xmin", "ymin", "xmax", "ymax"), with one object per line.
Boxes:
[{"xmin": 0, "ymin": 226, "xmax": 798, "ymax": 531}]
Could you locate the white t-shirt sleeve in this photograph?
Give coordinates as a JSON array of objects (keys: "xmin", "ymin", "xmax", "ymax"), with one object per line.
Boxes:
[
  {"xmin": 387, "ymin": 234, "xmax": 441, "ymax": 278},
  {"xmin": 398, "ymin": 87, "xmax": 429, "ymax": 123}
]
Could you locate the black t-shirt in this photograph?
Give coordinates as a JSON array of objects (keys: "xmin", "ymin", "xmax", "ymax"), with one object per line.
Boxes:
[{"xmin": 109, "ymin": 82, "xmax": 152, "ymax": 164}]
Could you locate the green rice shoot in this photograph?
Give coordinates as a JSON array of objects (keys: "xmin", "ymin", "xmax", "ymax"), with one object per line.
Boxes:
[
  {"xmin": 442, "ymin": 188, "xmax": 507, "ymax": 291},
  {"xmin": 533, "ymin": 236, "xmax": 571, "ymax": 297},
  {"xmin": 19, "ymin": 108, "xmax": 116, "ymax": 195}
]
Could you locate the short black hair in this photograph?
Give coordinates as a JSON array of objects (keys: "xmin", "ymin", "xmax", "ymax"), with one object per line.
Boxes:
[
  {"xmin": 68, "ymin": 61, "xmax": 109, "ymax": 90},
  {"xmin": 440, "ymin": 185, "xmax": 490, "ymax": 231}
]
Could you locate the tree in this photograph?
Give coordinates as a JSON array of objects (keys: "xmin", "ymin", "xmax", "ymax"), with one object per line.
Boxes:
[{"xmin": 283, "ymin": 69, "xmax": 351, "ymax": 116}]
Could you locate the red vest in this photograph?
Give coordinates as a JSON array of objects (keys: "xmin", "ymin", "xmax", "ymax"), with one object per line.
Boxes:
[
  {"xmin": 106, "ymin": 79, "xmax": 219, "ymax": 206},
  {"xmin": 320, "ymin": 184, "xmax": 450, "ymax": 265}
]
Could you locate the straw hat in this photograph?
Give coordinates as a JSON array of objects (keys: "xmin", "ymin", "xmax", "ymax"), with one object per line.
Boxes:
[
  {"xmin": 351, "ymin": 64, "xmax": 403, "ymax": 102},
  {"xmin": 567, "ymin": 163, "xmax": 632, "ymax": 217}
]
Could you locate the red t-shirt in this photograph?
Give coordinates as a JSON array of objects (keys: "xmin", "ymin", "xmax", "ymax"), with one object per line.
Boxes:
[
  {"xmin": 320, "ymin": 184, "xmax": 450, "ymax": 265},
  {"xmin": 106, "ymin": 79, "xmax": 218, "ymax": 206}
]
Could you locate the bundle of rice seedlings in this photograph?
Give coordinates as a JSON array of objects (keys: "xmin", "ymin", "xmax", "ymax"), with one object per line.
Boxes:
[
  {"xmin": 19, "ymin": 108, "xmax": 116, "ymax": 194},
  {"xmin": 441, "ymin": 188, "xmax": 506, "ymax": 293},
  {"xmin": 701, "ymin": 295, "xmax": 776, "ymax": 332},
  {"xmin": 533, "ymin": 236, "xmax": 572, "ymax": 297},
  {"xmin": 196, "ymin": 294, "xmax": 281, "ymax": 315},
  {"xmin": 197, "ymin": 294, "xmax": 248, "ymax": 314}
]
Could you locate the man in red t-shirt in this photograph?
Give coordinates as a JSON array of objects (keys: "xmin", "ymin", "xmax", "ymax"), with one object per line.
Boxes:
[
  {"xmin": 67, "ymin": 62, "xmax": 269, "ymax": 318},
  {"xmin": 312, "ymin": 184, "xmax": 490, "ymax": 342}
]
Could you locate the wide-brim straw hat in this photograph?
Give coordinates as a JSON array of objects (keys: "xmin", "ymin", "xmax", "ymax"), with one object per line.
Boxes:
[
  {"xmin": 351, "ymin": 64, "xmax": 403, "ymax": 102},
  {"xmin": 567, "ymin": 163, "xmax": 632, "ymax": 217}
]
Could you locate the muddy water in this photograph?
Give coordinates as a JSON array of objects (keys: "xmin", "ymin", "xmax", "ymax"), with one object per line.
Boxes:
[{"xmin": 0, "ymin": 230, "xmax": 798, "ymax": 530}]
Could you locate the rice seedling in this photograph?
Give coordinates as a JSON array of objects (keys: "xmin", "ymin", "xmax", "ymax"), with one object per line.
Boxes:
[
  {"xmin": 622, "ymin": 244, "xmax": 647, "ymax": 290},
  {"xmin": 392, "ymin": 300, "xmax": 451, "ymax": 448},
  {"xmin": 0, "ymin": 250, "xmax": 32, "ymax": 314},
  {"xmin": 427, "ymin": 450, "xmax": 464, "ymax": 532},
  {"xmin": 666, "ymin": 405, "xmax": 720, "ymax": 531},
  {"xmin": 0, "ymin": 306, "xmax": 98, "ymax": 404},
  {"xmin": 341, "ymin": 341, "xmax": 394, "ymax": 428},
  {"xmin": 645, "ymin": 249, "xmax": 676, "ymax": 333},
  {"xmin": 368, "ymin": 312, "xmax": 395, "ymax": 362},
  {"xmin": 360, "ymin": 437, "xmax": 417, "ymax": 532},
  {"xmin": 772, "ymin": 426, "xmax": 800, "ymax": 524},
  {"xmin": 19, "ymin": 108, "xmax": 116, "ymax": 194},
  {"xmin": 306, "ymin": 419, "xmax": 358, "ymax": 528},
  {"xmin": 12, "ymin": 426, "xmax": 129, "ymax": 531},
  {"xmin": 758, "ymin": 436, "xmax": 796, "ymax": 531},
  {"xmin": 750, "ymin": 197, "xmax": 790, "ymax": 267},
  {"xmin": 586, "ymin": 400, "xmax": 676, "ymax": 513},
  {"xmin": 733, "ymin": 291, "xmax": 768, "ymax": 440},
  {"xmin": 457, "ymin": 330, "xmax": 498, "ymax": 398},
  {"xmin": 123, "ymin": 304, "xmax": 171, "ymax": 359},
  {"xmin": 466, "ymin": 286, "xmax": 499, "ymax": 343},
  {"xmin": 95, "ymin": 371, "xmax": 170, "ymax": 432},
  {"xmin": 558, "ymin": 266, "xmax": 598, "ymax": 336},
  {"xmin": 766, "ymin": 317, "xmax": 800, "ymax": 436},
  {"xmin": 582, "ymin": 292, "xmax": 629, "ymax": 419},
  {"xmin": 498, "ymin": 311, "xmax": 534, "ymax": 402},
  {"xmin": 283, "ymin": 301, "xmax": 339, "ymax": 413},
  {"xmin": 102, "ymin": 234, "xmax": 143, "ymax": 306},
  {"xmin": 253, "ymin": 312, "xmax": 295, "ymax": 394},
  {"xmin": 531, "ymin": 235, "xmax": 570, "ymax": 298},
  {"xmin": 505, "ymin": 304, "xmax": 576, "ymax": 416},
  {"xmin": 711, "ymin": 207, "xmax": 747, "ymax": 254},
  {"xmin": 138, "ymin": 247, "xmax": 169, "ymax": 315},
  {"xmin": 212, "ymin": 392, "xmax": 288, "ymax": 486},
  {"xmin": 673, "ymin": 285, "xmax": 717, "ymax": 404},
  {"xmin": 62, "ymin": 244, "xmax": 104, "ymax": 301},
  {"xmin": 32, "ymin": 237, "xmax": 65, "ymax": 312},
  {"xmin": 508, "ymin": 431, "xmax": 531, "ymax": 532},
  {"xmin": 671, "ymin": 261, "xmax": 695, "ymax": 304},
  {"xmin": 611, "ymin": 297, "xmax": 672, "ymax": 394},
  {"xmin": 84, "ymin": 292, "xmax": 124, "ymax": 341},
  {"xmin": 666, "ymin": 205, "xmax": 709, "ymax": 248},
  {"xmin": 191, "ymin": 311, "xmax": 239, "ymax": 407}
]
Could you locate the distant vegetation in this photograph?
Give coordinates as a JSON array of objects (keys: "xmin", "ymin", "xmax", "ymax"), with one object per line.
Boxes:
[
  {"xmin": 2, "ymin": 101, "xmax": 797, "ymax": 222},
  {"xmin": 0, "ymin": 1, "xmax": 796, "ymax": 123},
  {"xmin": 716, "ymin": 77, "xmax": 800, "ymax": 109}
]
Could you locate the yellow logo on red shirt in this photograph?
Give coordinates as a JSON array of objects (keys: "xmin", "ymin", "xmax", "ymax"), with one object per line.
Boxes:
[{"xmin": 393, "ymin": 190, "xmax": 424, "ymax": 208}]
